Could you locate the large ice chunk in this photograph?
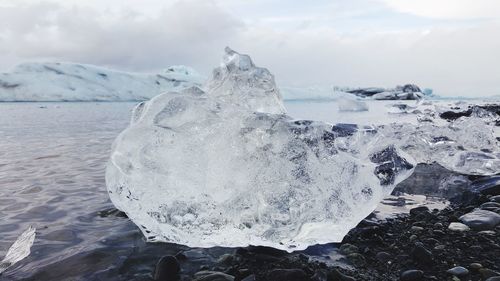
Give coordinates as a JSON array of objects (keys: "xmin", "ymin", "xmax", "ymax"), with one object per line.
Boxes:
[{"xmin": 106, "ymin": 48, "xmax": 415, "ymax": 251}]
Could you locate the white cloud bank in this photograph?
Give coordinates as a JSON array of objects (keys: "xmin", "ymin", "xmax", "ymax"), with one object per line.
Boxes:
[
  {"xmin": 381, "ymin": 0, "xmax": 500, "ymax": 19},
  {"xmin": 1, "ymin": 0, "xmax": 499, "ymax": 97}
]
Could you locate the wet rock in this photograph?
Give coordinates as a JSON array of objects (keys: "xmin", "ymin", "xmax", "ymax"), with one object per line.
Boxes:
[
  {"xmin": 311, "ymin": 270, "xmax": 328, "ymax": 281},
  {"xmin": 459, "ymin": 209, "xmax": 500, "ymax": 230},
  {"xmin": 410, "ymin": 226, "xmax": 424, "ymax": 232},
  {"xmin": 347, "ymin": 253, "xmax": 366, "ymax": 267},
  {"xmin": 433, "ymin": 245, "xmax": 445, "ymax": 251},
  {"xmin": 339, "ymin": 243, "xmax": 359, "ymax": 255},
  {"xmin": 245, "ymin": 246, "xmax": 287, "ymax": 257},
  {"xmin": 446, "ymin": 266, "xmax": 469, "ymax": 277},
  {"xmin": 448, "ymin": 222, "xmax": 470, "ymax": 231},
  {"xmin": 154, "ymin": 256, "xmax": 180, "ymax": 281},
  {"xmin": 328, "ymin": 269, "xmax": 356, "ymax": 281},
  {"xmin": 216, "ymin": 254, "xmax": 235, "ymax": 265},
  {"xmin": 400, "ymin": 269, "xmax": 424, "ymax": 281},
  {"xmin": 241, "ymin": 275, "xmax": 255, "ymax": 281},
  {"xmin": 480, "ymin": 268, "xmax": 500, "ymax": 279},
  {"xmin": 266, "ymin": 269, "xmax": 310, "ymax": 281},
  {"xmin": 486, "ymin": 277, "xmax": 500, "ymax": 281},
  {"xmin": 411, "ymin": 242, "xmax": 432, "ymax": 264},
  {"xmin": 410, "ymin": 206, "xmax": 430, "ymax": 216},
  {"xmin": 376, "ymin": 251, "xmax": 391, "ymax": 262},
  {"xmin": 478, "ymin": 230, "xmax": 496, "ymax": 235},
  {"xmin": 491, "ymin": 195, "xmax": 500, "ymax": 203},
  {"xmin": 472, "ymin": 176, "xmax": 500, "ymax": 195},
  {"xmin": 469, "ymin": 263, "xmax": 483, "ymax": 270},
  {"xmin": 482, "ymin": 202, "xmax": 500, "ymax": 209},
  {"xmin": 193, "ymin": 271, "xmax": 235, "ymax": 281}
]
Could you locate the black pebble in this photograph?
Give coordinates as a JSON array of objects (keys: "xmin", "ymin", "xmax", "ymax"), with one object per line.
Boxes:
[{"xmin": 154, "ymin": 255, "xmax": 180, "ymax": 281}]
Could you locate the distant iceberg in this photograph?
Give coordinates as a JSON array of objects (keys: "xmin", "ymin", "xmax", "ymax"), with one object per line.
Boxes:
[
  {"xmin": 346, "ymin": 84, "xmax": 428, "ymax": 100},
  {"xmin": 0, "ymin": 62, "xmax": 205, "ymax": 102}
]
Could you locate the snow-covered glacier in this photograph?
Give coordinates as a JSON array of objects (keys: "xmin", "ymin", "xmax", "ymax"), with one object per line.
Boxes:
[
  {"xmin": 0, "ymin": 62, "xmax": 205, "ymax": 101},
  {"xmin": 106, "ymin": 48, "xmax": 417, "ymax": 251}
]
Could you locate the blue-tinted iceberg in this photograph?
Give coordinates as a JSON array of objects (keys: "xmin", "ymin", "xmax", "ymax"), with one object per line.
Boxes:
[{"xmin": 0, "ymin": 62, "xmax": 205, "ymax": 101}]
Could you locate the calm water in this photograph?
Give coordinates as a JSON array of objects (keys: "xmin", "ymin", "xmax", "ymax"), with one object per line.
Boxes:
[{"xmin": 0, "ymin": 101, "xmax": 453, "ymax": 280}]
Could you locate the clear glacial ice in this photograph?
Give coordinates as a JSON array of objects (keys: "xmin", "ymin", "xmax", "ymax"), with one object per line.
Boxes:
[
  {"xmin": 106, "ymin": 48, "xmax": 500, "ymax": 251},
  {"xmin": 0, "ymin": 226, "xmax": 36, "ymax": 274}
]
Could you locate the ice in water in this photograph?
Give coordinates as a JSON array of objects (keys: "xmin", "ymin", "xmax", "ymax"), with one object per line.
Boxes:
[
  {"xmin": 0, "ymin": 226, "xmax": 36, "ymax": 274},
  {"xmin": 106, "ymin": 48, "xmax": 416, "ymax": 251}
]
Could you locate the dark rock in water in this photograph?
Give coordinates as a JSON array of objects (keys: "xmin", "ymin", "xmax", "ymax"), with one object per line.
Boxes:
[
  {"xmin": 266, "ymin": 269, "xmax": 310, "ymax": 281},
  {"xmin": 446, "ymin": 266, "xmax": 469, "ymax": 276},
  {"xmin": 154, "ymin": 256, "xmax": 180, "ymax": 281},
  {"xmin": 347, "ymin": 253, "xmax": 366, "ymax": 267},
  {"xmin": 370, "ymin": 145, "xmax": 414, "ymax": 185},
  {"xmin": 339, "ymin": 243, "xmax": 359, "ymax": 255},
  {"xmin": 491, "ymin": 195, "xmax": 500, "ymax": 203},
  {"xmin": 409, "ymin": 206, "xmax": 430, "ymax": 216},
  {"xmin": 97, "ymin": 208, "xmax": 128, "ymax": 218},
  {"xmin": 400, "ymin": 270, "xmax": 424, "ymax": 281},
  {"xmin": 482, "ymin": 202, "xmax": 500, "ymax": 209},
  {"xmin": 193, "ymin": 271, "xmax": 235, "ymax": 281},
  {"xmin": 459, "ymin": 209, "xmax": 500, "ymax": 230},
  {"xmin": 245, "ymin": 246, "xmax": 287, "ymax": 257},
  {"xmin": 328, "ymin": 269, "xmax": 356, "ymax": 281},
  {"xmin": 411, "ymin": 242, "xmax": 433, "ymax": 264},
  {"xmin": 486, "ymin": 277, "xmax": 500, "ymax": 281},
  {"xmin": 472, "ymin": 176, "xmax": 500, "ymax": 195},
  {"xmin": 393, "ymin": 163, "xmax": 470, "ymax": 200},
  {"xmin": 311, "ymin": 270, "xmax": 328, "ymax": 281},
  {"xmin": 216, "ymin": 254, "xmax": 235, "ymax": 266}
]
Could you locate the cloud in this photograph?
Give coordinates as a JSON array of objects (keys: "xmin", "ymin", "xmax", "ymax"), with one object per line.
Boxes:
[
  {"xmin": 1, "ymin": 0, "xmax": 499, "ymax": 97},
  {"xmin": 380, "ymin": 0, "xmax": 500, "ymax": 20},
  {"xmin": 0, "ymin": 1, "xmax": 244, "ymax": 72},
  {"xmin": 231, "ymin": 22, "xmax": 500, "ymax": 97}
]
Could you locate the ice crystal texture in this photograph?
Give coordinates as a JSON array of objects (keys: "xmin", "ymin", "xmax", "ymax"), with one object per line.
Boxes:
[
  {"xmin": 0, "ymin": 226, "xmax": 36, "ymax": 274},
  {"xmin": 106, "ymin": 48, "xmax": 416, "ymax": 251}
]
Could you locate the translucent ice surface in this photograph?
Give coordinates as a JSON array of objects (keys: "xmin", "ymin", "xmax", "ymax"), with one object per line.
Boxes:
[
  {"xmin": 337, "ymin": 97, "xmax": 369, "ymax": 112},
  {"xmin": 377, "ymin": 116, "xmax": 500, "ymax": 175},
  {"xmin": 106, "ymin": 48, "xmax": 416, "ymax": 251},
  {"xmin": 0, "ymin": 226, "xmax": 36, "ymax": 274}
]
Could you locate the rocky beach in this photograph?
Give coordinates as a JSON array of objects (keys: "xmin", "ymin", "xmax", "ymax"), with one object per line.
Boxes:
[{"xmin": 151, "ymin": 186, "xmax": 500, "ymax": 281}]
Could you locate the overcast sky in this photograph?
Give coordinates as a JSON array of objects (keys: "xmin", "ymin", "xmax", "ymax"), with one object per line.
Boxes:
[{"xmin": 1, "ymin": 0, "xmax": 499, "ymax": 97}]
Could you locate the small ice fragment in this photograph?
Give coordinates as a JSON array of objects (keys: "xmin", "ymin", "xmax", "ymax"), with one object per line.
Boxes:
[
  {"xmin": 0, "ymin": 226, "xmax": 36, "ymax": 274},
  {"xmin": 337, "ymin": 97, "xmax": 368, "ymax": 112}
]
